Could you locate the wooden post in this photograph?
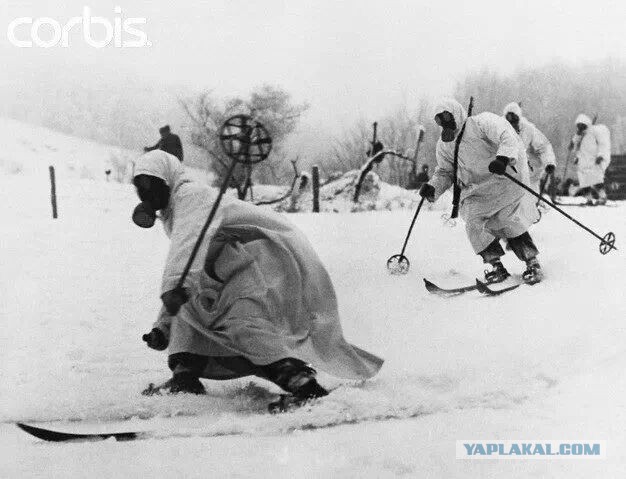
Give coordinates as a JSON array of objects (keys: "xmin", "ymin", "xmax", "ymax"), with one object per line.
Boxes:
[
  {"xmin": 312, "ymin": 165, "xmax": 320, "ymax": 213},
  {"xmin": 49, "ymin": 165, "xmax": 58, "ymax": 219},
  {"xmin": 371, "ymin": 121, "xmax": 378, "ymax": 148}
]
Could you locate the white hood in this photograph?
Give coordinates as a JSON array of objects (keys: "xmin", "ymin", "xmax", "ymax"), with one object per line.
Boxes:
[
  {"xmin": 433, "ymin": 98, "xmax": 468, "ymax": 138},
  {"xmin": 133, "ymin": 150, "xmax": 189, "ymax": 192},
  {"xmin": 575, "ymin": 114, "xmax": 592, "ymax": 126},
  {"xmin": 503, "ymin": 102, "xmax": 522, "ymax": 118}
]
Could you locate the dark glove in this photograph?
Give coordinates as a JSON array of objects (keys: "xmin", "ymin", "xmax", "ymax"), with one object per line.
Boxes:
[
  {"xmin": 488, "ymin": 156, "xmax": 511, "ymax": 175},
  {"xmin": 545, "ymin": 164, "xmax": 556, "ymax": 175},
  {"xmin": 161, "ymin": 287, "xmax": 189, "ymax": 316},
  {"xmin": 142, "ymin": 328, "xmax": 168, "ymax": 351},
  {"xmin": 595, "ymin": 156, "xmax": 604, "ymax": 165},
  {"xmin": 419, "ymin": 183, "xmax": 435, "ymax": 201}
]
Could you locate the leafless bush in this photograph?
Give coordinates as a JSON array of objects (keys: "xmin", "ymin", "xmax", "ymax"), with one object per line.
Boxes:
[{"xmin": 321, "ymin": 100, "xmax": 439, "ymax": 188}]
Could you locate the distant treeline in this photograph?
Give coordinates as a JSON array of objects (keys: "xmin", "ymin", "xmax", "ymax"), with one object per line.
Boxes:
[
  {"xmin": 454, "ymin": 59, "xmax": 626, "ymax": 165},
  {"xmin": 2, "ymin": 60, "xmax": 625, "ymax": 186}
]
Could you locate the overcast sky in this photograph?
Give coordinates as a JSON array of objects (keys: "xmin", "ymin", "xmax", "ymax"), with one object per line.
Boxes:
[{"xmin": 2, "ymin": 0, "xmax": 626, "ymax": 138}]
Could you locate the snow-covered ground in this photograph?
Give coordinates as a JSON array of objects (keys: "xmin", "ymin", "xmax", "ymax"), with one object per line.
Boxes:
[{"xmin": 1, "ymin": 122, "xmax": 625, "ymax": 478}]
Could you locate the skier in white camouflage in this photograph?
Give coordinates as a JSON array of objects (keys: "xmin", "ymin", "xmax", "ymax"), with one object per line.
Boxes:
[
  {"xmin": 502, "ymin": 102, "xmax": 556, "ymax": 193},
  {"xmin": 419, "ymin": 98, "xmax": 544, "ymax": 284},
  {"xmin": 131, "ymin": 150, "xmax": 383, "ymax": 412},
  {"xmin": 570, "ymin": 114, "xmax": 612, "ymax": 205}
]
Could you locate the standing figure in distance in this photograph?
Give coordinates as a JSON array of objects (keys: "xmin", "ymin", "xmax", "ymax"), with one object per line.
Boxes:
[
  {"xmin": 144, "ymin": 125, "xmax": 184, "ymax": 162},
  {"xmin": 570, "ymin": 114, "xmax": 611, "ymax": 205}
]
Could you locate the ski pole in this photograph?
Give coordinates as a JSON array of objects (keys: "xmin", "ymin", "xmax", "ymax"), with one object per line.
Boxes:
[
  {"xmin": 503, "ymin": 171, "xmax": 617, "ymax": 255},
  {"xmin": 387, "ymin": 196, "xmax": 426, "ymax": 274},
  {"xmin": 175, "ymin": 160, "xmax": 237, "ymax": 289},
  {"xmin": 175, "ymin": 115, "xmax": 273, "ymax": 290}
]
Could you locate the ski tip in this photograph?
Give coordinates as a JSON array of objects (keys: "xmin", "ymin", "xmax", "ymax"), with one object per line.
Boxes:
[
  {"xmin": 16, "ymin": 422, "xmax": 138, "ymax": 442},
  {"xmin": 16, "ymin": 422, "xmax": 44, "ymax": 435},
  {"xmin": 16, "ymin": 422, "xmax": 33, "ymax": 433},
  {"xmin": 423, "ymin": 279, "xmax": 440, "ymax": 293},
  {"xmin": 15, "ymin": 422, "xmax": 66, "ymax": 441}
]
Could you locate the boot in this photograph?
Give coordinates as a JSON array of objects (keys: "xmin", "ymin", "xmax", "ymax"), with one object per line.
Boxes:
[
  {"xmin": 522, "ymin": 258, "xmax": 543, "ymax": 285},
  {"xmin": 268, "ymin": 378, "xmax": 329, "ymax": 413},
  {"xmin": 484, "ymin": 260, "xmax": 510, "ymax": 284},
  {"xmin": 265, "ymin": 360, "xmax": 329, "ymax": 413},
  {"xmin": 142, "ymin": 371, "xmax": 206, "ymax": 396}
]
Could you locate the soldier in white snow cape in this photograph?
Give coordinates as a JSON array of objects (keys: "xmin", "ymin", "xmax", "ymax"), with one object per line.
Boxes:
[
  {"xmin": 502, "ymin": 102, "xmax": 556, "ymax": 193},
  {"xmin": 131, "ymin": 150, "xmax": 383, "ymax": 411},
  {"xmin": 419, "ymin": 98, "xmax": 544, "ymax": 284},
  {"xmin": 570, "ymin": 113, "xmax": 611, "ymax": 205}
]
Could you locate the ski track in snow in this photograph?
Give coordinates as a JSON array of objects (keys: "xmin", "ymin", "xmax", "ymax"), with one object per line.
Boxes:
[{"xmin": 1, "ymin": 164, "xmax": 625, "ymax": 443}]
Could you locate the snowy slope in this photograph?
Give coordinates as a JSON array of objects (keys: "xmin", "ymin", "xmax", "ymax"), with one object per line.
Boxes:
[
  {"xmin": 0, "ymin": 117, "xmax": 214, "ymax": 185},
  {"xmin": 0, "ymin": 117, "xmax": 134, "ymax": 181},
  {"xmin": 1, "ymin": 125, "xmax": 625, "ymax": 477}
]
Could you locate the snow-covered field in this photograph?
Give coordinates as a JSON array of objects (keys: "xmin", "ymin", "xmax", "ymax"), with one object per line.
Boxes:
[{"xmin": 1, "ymin": 123, "xmax": 625, "ymax": 478}]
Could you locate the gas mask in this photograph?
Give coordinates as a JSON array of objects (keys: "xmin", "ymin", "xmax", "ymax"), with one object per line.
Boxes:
[
  {"xmin": 132, "ymin": 202, "xmax": 157, "ymax": 228},
  {"xmin": 132, "ymin": 174, "xmax": 170, "ymax": 228},
  {"xmin": 576, "ymin": 123, "xmax": 588, "ymax": 136},
  {"xmin": 435, "ymin": 111, "xmax": 457, "ymax": 142},
  {"xmin": 505, "ymin": 112, "xmax": 520, "ymax": 133}
]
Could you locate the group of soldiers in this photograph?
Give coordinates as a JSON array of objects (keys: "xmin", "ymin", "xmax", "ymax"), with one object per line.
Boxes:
[
  {"xmin": 418, "ymin": 98, "xmax": 612, "ymax": 286},
  {"xmin": 501, "ymin": 103, "xmax": 611, "ymax": 206},
  {"xmin": 415, "ymin": 103, "xmax": 612, "ymax": 205}
]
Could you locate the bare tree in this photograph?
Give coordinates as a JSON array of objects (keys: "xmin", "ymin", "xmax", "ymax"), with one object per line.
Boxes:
[
  {"xmin": 323, "ymin": 99, "xmax": 439, "ymax": 187},
  {"xmin": 180, "ymin": 85, "xmax": 309, "ymax": 196}
]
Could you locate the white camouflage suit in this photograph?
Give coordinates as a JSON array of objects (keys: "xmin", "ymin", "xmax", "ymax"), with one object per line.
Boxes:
[
  {"xmin": 572, "ymin": 114, "xmax": 611, "ymax": 189},
  {"xmin": 429, "ymin": 99, "xmax": 539, "ymax": 255},
  {"xmin": 502, "ymin": 102, "xmax": 556, "ymax": 192},
  {"xmin": 133, "ymin": 151, "xmax": 383, "ymax": 382}
]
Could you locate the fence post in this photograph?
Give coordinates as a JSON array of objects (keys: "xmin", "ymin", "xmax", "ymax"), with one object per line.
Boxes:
[
  {"xmin": 312, "ymin": 165, "xmax": 320, "ymax": 213},
  {"xmin": 49, "ymin": 165, "xmax": 58, "ymax": 219}
]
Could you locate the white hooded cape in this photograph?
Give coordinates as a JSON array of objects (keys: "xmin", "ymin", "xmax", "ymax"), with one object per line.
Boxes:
[
  {"xmin": 502, "ymin": 103, "xmax": 556, "ymax": 188},
  {"xmin": 133, "ymin": 150, "xmax": 383, "ymax": 381},
  {"xmin": 572, "ymin": 114, "xmax": 612, "ymax": 188}
]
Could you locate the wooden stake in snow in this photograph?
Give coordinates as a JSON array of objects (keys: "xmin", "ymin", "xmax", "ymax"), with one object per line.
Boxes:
[
  {"xmin": 312, "ymin": 165, "xmax": 320, "ymax": 213},
  {"xmin": 49, "ymin": 165, "xmax": 58, "ymax": 219}
]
